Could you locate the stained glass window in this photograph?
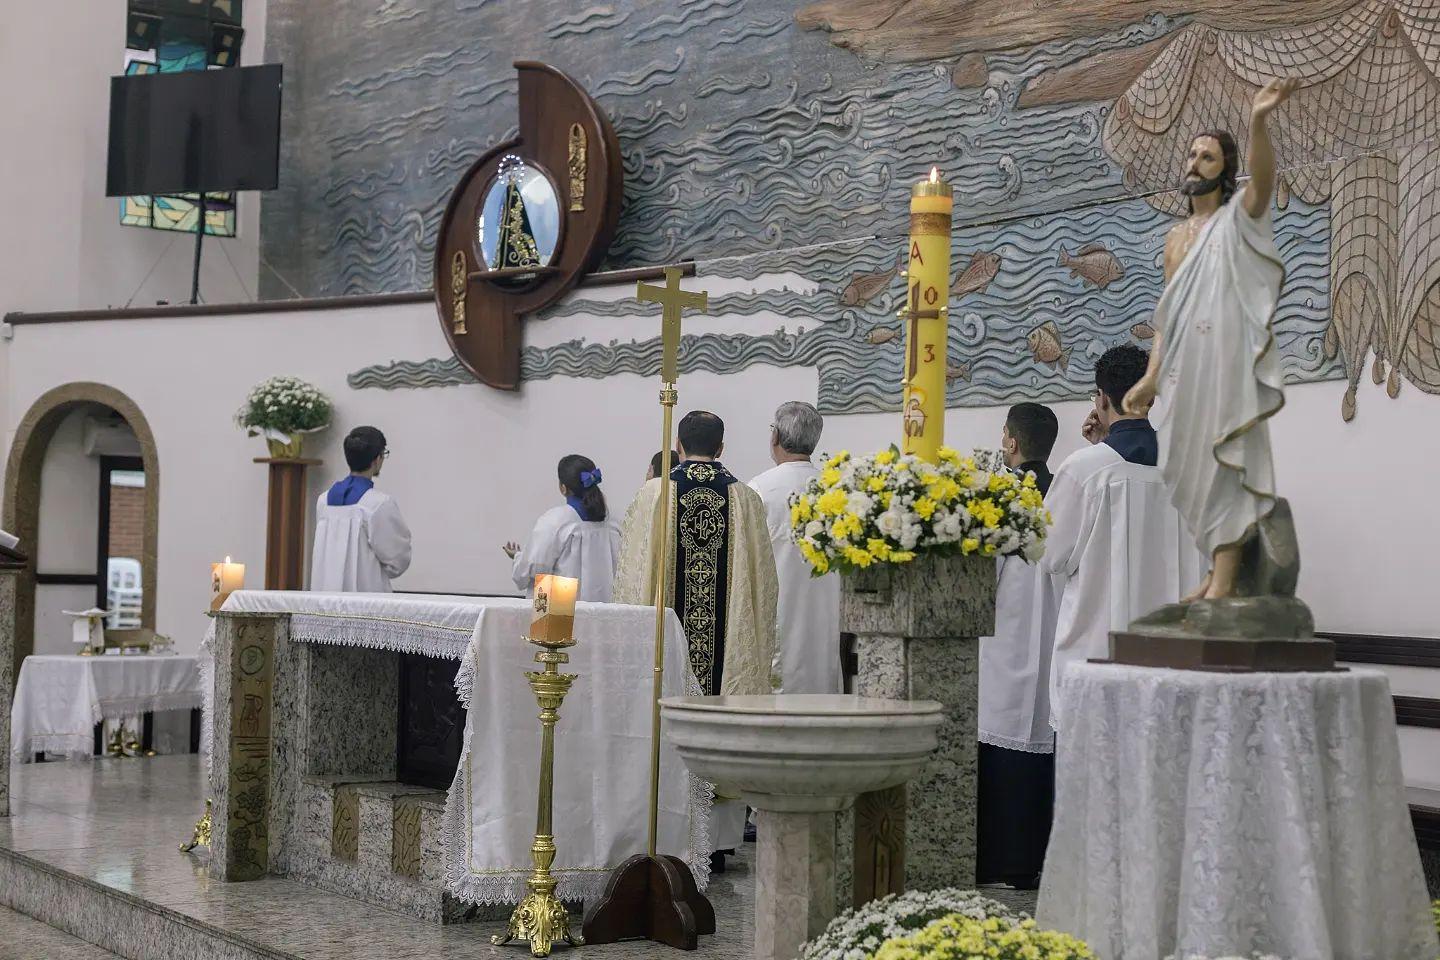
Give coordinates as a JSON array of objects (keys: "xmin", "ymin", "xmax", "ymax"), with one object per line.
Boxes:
[{"xmin": 120, "ymin": 0, "xmax": 245, "ymax": 238}]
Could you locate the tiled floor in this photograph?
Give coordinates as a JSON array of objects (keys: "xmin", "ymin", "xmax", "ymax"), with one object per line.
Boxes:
[
  {"xmin": 0, "ymin": 906, "xmax": 124, "ymax": 960},
  {"xmin": 1, "ymin": 757, "xmax": 1037, "ymax": 960}
]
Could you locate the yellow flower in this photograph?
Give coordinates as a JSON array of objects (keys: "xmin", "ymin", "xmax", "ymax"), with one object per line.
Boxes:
[
  {"xmin": 832, "ymin": 513, "xmax": 863, "ymax": 540},
  {"xmin": 1019, "ymin": 487, "xmax": 1043, "ymax": 509},
  {"xmin": 928, "ymin": 477, "xmax": 961, "ymax": 503},
  {"xmin": 790, "ymin": 499, "xmax": 813, "ymax": 524},
  {"xmin": 914, "ymin": 497, "xmax": 937, "ymax": 520},
  {"xmin": 962, "ymin": 537, "xmax": 980, "ymax": 554},
  {"xmin": 919, "ymin": 471, "xmax": 941, "ymax": 486},
  {"xmin": 866, "ymin": 475, "xmax": 887, "ymax": 493},
  {"xmin": 891, "ymin": 550, "xmax": 916, "ymax": 563},
  {"xmin": 879, "ymin": 491, "xmax": 894, "ymax": 509},
  {"xmin": 874, "ymin": 448, "xmax": 897, "ymax": 466},
  {"xmin": 968, "ymin": 497, "xmax": 1004, "ymax": 529},
  {"xmin": 866, "ymin": 538, "xmax": 893, "ymax": 561},
  {"xmin": 842, "ymin": 545, "xmax": 873, "ymax": 568},
  {"xmin": 894, "ymin": 460, "xmax": 910, "ymax": 472},
  {"xmin": 937, "ymin": 446, "xmax": 959, "ymax": 463},
  {"xmin": 988, "ymin": 472, "xmax": 1014, "ymax": 493},
  {"xmin": 816, "ymin": 488, "xmax": 848, "ymax": 516},
  {"xmin": 820, "ymin": 467, "xmax": 842, "ymax": 488},
  {"xmin": 1022, "ymin": 472, "xmax": 1037, "ymax": 488},
  {"xmin": 982, "ymin": 543, "xmax": 997, "ymax": 556},
  {"xmin": 825, "ymin": 451, "xmax": 850, "ymax": 468}
]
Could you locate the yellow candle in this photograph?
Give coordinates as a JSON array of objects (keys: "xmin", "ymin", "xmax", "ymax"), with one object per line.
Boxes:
[
  {"xmin": 901, "ymin": 167, "xmax": 954, "ymax": 463},
  {"xmin": 531, "ymin": 574, "xmax": 579, "ymax": 643},
  {"xmin": 210, "ymin": 556, "xmax": 245, "ymax": 611}
]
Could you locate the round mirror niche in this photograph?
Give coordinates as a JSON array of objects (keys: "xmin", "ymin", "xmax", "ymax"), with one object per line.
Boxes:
[{"xmin": 475, "ymin": 156, "xmax": 561, "ymax": 286}]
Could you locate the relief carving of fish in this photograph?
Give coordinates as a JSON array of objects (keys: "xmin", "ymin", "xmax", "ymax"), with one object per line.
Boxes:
[
  {"xmin": 1130, "ymin": 322, "xmax": 1155, "ymax": 340},
  {"xmin": 840, "ymin": 250, "xmax": 904, "ymax": 306},
  {"xmin": 1027, "ymin": 320, "xmax": 1070, "ymax": 373},
  {"xmin": 945, "ymin": 361, "xmax": 971, "ymax": 383},
  {"xmin": 954, "ymin": 251, "xmax": 1001, "ymax": 297},
  {"xmin": 1057, "ymin": 243, "xmax": 1124, "ymax": 289},
  {"xmin": 867, "ymin": 326, "xmax": 900, "ymax": 345}
]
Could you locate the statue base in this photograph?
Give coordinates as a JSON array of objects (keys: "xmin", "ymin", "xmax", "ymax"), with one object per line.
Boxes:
[{"xmin": 1111, "ymin": 595, "xmax": 1334, "ymax": 672}]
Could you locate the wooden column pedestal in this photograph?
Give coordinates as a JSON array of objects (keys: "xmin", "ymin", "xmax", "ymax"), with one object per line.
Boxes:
[{"xmin": 253, "ymin": 458, "xmax": 321, "ymax": 590}]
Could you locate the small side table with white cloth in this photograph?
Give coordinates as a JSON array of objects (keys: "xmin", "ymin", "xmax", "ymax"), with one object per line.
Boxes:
[
  {"xmin": 10, "ymin": 654, "xmax": 202, "ymax": 761},
  {"xmin": 1038, "ymin": 662, "xmax": 1440, "ymax": 960}
]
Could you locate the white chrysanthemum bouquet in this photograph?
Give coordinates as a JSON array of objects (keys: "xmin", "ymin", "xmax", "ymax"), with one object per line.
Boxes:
[
  {"xmin": 234, "ymin": 376, "xmax": 333, "ymax": 437},
  {"xmin": 789, "ymin": 445, "xmax": 1050, "ymax": 577}
]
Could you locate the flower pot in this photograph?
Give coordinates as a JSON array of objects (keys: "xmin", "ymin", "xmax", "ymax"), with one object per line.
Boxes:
[{"xmin": 265, "ymin": 433, "xmax": 304, "ymax": 459}]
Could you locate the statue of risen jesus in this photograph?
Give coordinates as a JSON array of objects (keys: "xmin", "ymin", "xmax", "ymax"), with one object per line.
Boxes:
[{"xmin": 1123, "ymin": 77, "xmax": 1299, "ymax": 601}]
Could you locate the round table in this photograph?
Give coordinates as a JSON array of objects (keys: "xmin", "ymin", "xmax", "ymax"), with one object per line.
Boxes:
[{"xmin": 1036, "ymin": 663, "xmax": 1438, "ymax": 960}]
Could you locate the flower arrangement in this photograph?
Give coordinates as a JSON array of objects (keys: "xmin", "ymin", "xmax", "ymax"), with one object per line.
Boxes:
[
  {"xmin": 788, "ymin": 445, "xmax": 1051, "ymax": 576},
  {"xmin": 872, "ymin": 913, "xmax": 1094, "ymax": 960},
  {"xmin": 799, "ymin": 888, "xmax": 1023, "ymax": 960},
  {"xmin": 235, "ymin": 376, "xmax": 332, "ymax": 455}
]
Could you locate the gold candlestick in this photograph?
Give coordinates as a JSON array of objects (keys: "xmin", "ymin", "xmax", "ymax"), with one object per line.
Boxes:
[{"xmin": 493, "ymin": 627, "xmax": 584, "ymax": 957}]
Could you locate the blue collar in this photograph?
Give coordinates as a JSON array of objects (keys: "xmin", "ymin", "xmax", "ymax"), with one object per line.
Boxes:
[
  {"xmin": 326, "ymin": 475, "xmax": 374, "ymax": 506},
  {"xmin": 565, "ymin": 495, "xmax": 594, "ymax": 522},
  {"xmin": 1103, "ymin": 419, "xmax": 1158, "ymax": 467}
]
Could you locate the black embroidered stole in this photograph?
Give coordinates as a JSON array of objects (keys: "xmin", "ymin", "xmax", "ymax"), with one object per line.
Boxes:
[{"xmin": 670, "ymin": 460, "xmax": 735, "ymax": 696}]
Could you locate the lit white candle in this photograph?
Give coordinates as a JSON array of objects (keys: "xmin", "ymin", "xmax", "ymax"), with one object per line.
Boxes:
[
  {"xmin": 531, "ymin": 574, "xmax": 579, "ymax": 643},
  {"xmin": 211, "ymin": 556, "xmax": 245, "ymax": 611}
]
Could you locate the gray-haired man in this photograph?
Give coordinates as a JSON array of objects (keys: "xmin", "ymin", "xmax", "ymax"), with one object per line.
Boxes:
[{"xmin": 748, "ymin": 401, "xmax": 842, "ymax": 694}]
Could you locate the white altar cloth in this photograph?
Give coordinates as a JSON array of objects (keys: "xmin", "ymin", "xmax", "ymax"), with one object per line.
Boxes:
[
  {"xmin": 10, "ymin": 654, "xmax": 201, "ymax": 761},
  {"xmin": 1037, "ymin": 663, "xmax": 1439, "ymax": 960},
  {"xmin": 211, "ymin": 591, "xmax": 712, "ymax": 904}
]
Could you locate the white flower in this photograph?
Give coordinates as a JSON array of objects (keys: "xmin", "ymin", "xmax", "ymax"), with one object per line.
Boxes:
[
  {"xmin": 876, "ymin": 509, "xmax": 904, "ymax": 539},
  {"xmin": 845, "ymin": 491, "xmax": 873, "ymax": 516},
  {"xmin": 805, "ymin": 520, "xmax": 824, "ymax": 538}
]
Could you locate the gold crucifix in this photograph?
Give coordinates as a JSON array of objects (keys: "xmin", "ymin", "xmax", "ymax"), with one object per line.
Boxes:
[{"xmin": 637, "ymin": 266, "xmax": 707, "ymax": 383}]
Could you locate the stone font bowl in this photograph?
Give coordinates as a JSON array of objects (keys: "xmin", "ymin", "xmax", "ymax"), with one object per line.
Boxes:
[{"xmin": 659, "ymin": 694, "xmax": 944, "ymax": 811}]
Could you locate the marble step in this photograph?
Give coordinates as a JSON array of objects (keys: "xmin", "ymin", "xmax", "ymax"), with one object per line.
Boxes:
[
  {"xmin": 0, "ymin": 844, "xmax": 302, "ymax": 960},
  {"xmin": 0, "ymin": 903, "xmax": 126, "ymax": 960},
  {"xmin": 291, "ymin": 776, "xmax": 504, "ymax": 923}
]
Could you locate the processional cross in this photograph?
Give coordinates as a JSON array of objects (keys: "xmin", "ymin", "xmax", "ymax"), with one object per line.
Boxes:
[{"xmin": 582, "ymin": 266, "xmax": 715, "ymax": 950}]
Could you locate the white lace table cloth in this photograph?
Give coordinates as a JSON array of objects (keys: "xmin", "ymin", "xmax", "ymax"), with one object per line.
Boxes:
[
  {"xmin": 1037, "ymin": 663, "xmax": 1438, "ymax": 960},
  {"xmin": 10, "ymin": 654, "xmax": 201, "ymax": 761},
  {"xmin": 207, "ymin": 591, "xmax": 712, "ymax": 904}
]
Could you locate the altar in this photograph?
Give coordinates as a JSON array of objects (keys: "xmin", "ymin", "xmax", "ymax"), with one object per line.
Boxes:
[{"xmin": 206, "ymin": 591, "xmax": 710, "ymax": 923}]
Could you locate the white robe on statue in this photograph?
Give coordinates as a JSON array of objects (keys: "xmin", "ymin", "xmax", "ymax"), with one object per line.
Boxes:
[
  {"xmin": 510, "ymin": 505, "xmax": 621, "ymax": 603},
  {"xmin": 749, "ymin": 461, "xmax": 842, "ymax": 694},
  {"xmin": 979, "ymin": 555, "xmax": 1064, "ymax": 753},
  {"xmin": 310, "ymin": 489, "xmax": 413, "ymax": 592},
  {"xmin": 1039, "ymin": 445, "xmax": 1203, "ymax": 731},
  {"xmin": 1151, "ymin": 200, "xmax": 1284, "ymax": 555}
]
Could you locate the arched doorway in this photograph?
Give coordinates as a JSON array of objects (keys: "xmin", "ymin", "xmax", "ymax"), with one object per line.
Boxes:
[{"xmin": 2, "ymin": 383, "xmax": 160, "ymax": 684}]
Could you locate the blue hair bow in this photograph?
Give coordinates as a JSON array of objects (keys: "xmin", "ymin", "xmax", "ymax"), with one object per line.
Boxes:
[{"xmin": 580, "ymin": 468, "xmax": 603, "ymax": 488}]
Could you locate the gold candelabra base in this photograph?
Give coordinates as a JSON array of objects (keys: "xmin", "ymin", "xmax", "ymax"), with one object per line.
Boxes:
[
  {"xmin": 493, "ymin": 637, "xmax": 584, "ymax": 957},
  {"xmin": 106, "ymin": 722, "xmax": 153, "ymax": 758},
  {"xmin": 180, "ymin": 799, "xmax": 213, "ymax": 853}
]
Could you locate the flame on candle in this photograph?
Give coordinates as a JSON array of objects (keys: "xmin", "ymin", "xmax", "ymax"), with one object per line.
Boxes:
[
  {"xmin": 929, "ymin": 167, "xmax": 939, "ymax": 183},
  {"xmin": 224, "ymin": 556, "xmax": 231, "ymax": 564}
]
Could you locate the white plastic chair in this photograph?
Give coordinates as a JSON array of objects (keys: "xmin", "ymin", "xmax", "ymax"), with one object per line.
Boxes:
[{"xmin": 106, "ymin": 557, "xmax": 143, "ymax": 629}]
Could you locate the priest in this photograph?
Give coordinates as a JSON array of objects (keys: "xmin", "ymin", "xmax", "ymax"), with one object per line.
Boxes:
[
  {"xmin": 977, "ymin": 402, "xmax": 1063, "ymax": 889},
  {"xmin": 750, "ymin": 401, "xmax": 841, "ymax": 694},
  {"xmin": 614, "ymin": 410, "xmax": 778, "ymax": 860},
  {"xmin": 310, "ymin": 426, "xmax": 412, "ymax": 592}
]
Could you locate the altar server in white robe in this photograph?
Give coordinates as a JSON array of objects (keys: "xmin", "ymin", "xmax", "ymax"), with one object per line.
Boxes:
[
  {"xmin": 310, "ymin": 426, "xmax": 412, "ymax": 593},
  {"xmin": 504, "ymin": 454, "xmax": 621, "ymax": 603},
  {"xmin": 1041, "ymin": 347, "xmax": 1201, "ymax": 732},
  {"xmin": 749, "ymin": 401, "xmax": 841, "ymax": 694},
  {"xmin": 977, "ymin": 402, "xmax": 1064, "ymax": 889}
]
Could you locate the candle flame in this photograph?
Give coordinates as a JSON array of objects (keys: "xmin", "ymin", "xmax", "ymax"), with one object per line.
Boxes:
[
  {"xmin": 224, "ymin": 556, "xmax": 231, "ymax": 564},
  {"xmin": 929, "ymin": 166, "xmax": 939, "ymax": 183}
]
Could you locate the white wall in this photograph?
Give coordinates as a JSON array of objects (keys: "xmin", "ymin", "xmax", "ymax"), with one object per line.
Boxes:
[
  {"xmin": 0, "ymin": 1, "xmax": 266, "ymax": 317},
  {"xmin": 2, "ymin": 289, "xmax": 1438, "ymax": 655}
]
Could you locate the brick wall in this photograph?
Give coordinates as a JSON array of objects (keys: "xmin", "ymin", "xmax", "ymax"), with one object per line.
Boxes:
[{"xmin": 108, "ymin": 485, "xmax": 145, "ymax": 562}]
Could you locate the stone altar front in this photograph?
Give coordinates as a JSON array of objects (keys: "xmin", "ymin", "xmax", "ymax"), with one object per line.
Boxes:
[{"xmin": 206, "ymin": 591, "xmax": 709, "ymax": 922}]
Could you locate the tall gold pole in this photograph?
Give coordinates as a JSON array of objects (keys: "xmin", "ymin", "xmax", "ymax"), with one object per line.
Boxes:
[
  {"xmin": 493, "ymin": 633, "xmax": 583, "ymax": 957},
  {"xmin": 647, "ymin": 385, "xmax": 677, "ymax": 856}
]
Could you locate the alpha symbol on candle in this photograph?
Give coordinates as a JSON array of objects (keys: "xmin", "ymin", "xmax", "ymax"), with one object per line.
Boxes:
[{"xmin": 910, "ymin": 241, "xmax": 923, "ymax": 264}]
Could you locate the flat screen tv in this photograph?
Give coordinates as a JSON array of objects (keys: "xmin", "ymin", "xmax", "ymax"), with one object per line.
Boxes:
[{"xmin": 106, "ymin": 63, "xmax": 282, "ymax": 197}]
